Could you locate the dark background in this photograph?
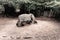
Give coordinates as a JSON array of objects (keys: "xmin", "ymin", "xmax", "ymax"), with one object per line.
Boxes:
[{"xmin": 0, "ymin": 0, "xmax": 60, "ymax": 20}]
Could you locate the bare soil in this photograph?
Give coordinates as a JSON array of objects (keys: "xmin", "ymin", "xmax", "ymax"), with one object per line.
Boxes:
[{"xmin": 0, "ymin": 17, "xmax": 60, "ymax": 40}]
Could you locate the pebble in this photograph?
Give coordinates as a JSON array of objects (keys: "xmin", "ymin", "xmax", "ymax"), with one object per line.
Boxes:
[
  {"xmin": 16, "ymin": 36, "xmax": 20, "ymax": 39},
  {"xmin": 2, "ymin": 35, "xmax": 7, "ymax": 37},
  {"xmin": 23, "ymin": 36, "xmax": 32, "ymax": 39}
]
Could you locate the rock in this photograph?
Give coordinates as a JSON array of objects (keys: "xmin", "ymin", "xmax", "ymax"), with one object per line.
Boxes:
[
  {"xmin": 16, "ymin": 36, "xmax": 20, "ymax": 39},
  {"xmin": 23, "ymin": 37, "xmax": 32, "ymax": 39},
  {"xmin": 2, "ymin": 35, "xmax": 7, "ymax": 37},
  {"xmin": 10, "ymin": 36, "xmax": 14, "ymax": 39}
]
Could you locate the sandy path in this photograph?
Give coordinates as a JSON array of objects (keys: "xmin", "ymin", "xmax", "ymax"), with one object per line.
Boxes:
[{"xmin": 0, "ymin": 18, "xmax": 60, "ymax": 40}]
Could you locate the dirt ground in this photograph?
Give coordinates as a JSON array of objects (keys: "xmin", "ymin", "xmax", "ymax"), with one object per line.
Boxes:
[{"xmin": 0, "ymin": 17, "xmax": 60, "ymax": 40}]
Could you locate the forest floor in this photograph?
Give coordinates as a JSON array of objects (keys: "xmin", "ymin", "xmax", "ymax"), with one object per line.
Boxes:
[{"xmin": 0, "ymin": 17, "xmax": 60, "ymax": 40}]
